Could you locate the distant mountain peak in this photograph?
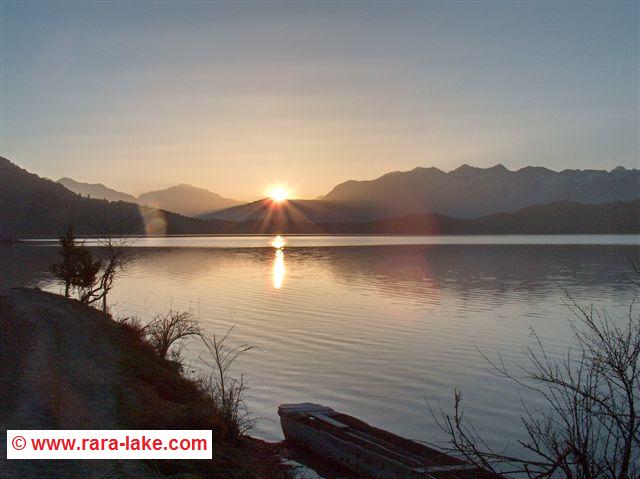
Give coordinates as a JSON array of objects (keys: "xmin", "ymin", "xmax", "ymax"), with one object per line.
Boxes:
[
  {"xmin": 57, "ymin": 177, "xmax": 242, "ymax": 218},
  {"xmin": 58, "ymin": 177, "xmax": 107, "ymax": 189},
  {"xmin": 453, "ymin": 163, "xmax": 509, "ymax": 175},
  {"xmin": 451, "ymin": 164, "xmax": 480, "ymax": 175},
  {"xmin": 412, "ymin": 166, "xmax": 444, "ymax": 174},
  {"xmin": 137, "ymin": 184, "xmax": 242, "ymax": 217},
  {"xmin": 57, "ymin": 177, "xmax": 136, "ymax": 203},
  {"xmin": 321, "ymin": 163, "xmax": 640, "ymax": 220},
  {"xmin": 518, "ymin": 165, "xmax": 553, "ymax": 173},
  {"xmin": 612, "ymin": 165, "xmax": 629, "ymax": 173}
]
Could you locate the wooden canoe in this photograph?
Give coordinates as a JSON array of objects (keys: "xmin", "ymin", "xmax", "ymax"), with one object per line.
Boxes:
[{"xmin": 279, "ymin": 403, "xmax": 501, "ymax": 479}]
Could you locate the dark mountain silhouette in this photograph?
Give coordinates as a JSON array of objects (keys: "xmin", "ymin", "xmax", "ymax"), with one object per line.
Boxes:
[
  {"xmin": 137, "ymin": 184, "xmax": 242, "ymax": 217},
  {"xmin": 332, "ymin": 200, "xmax": 640, "ymax": 235},
  {"xmin": 0, "ymin": 157, "xmax": 233, "ymax": 237},
  {"xmin": 57, "ymin": 177, "xmax": 137, "ymax": 203},
  {"xmin": 213, "ymin": 200, "xmax": 639, "ymax": 235},
  {"xmin": 200, "ymin": 198, "xmax": 353, "ymax": 222},
  {"xmin": 1, "ymin": 157, "xmax": 638, "ymax": 238},
  {"xmin": 317, "ymin": 164, "xmax": 640, "ymax": 220}
]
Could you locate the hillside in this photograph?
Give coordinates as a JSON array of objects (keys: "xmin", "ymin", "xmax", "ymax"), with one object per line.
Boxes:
[
  {"xmin": 333, "ymin": 200, "xmax": 640, "ymax": 235},
  {"xmin": 59, "ymin": 177, "xmax": 242, "ymax": 217},
  {"xmin": 215, "ymin": 200, "xmax": 640, "ymax": 235},
  {"xmin": 57, "ymin": 177, "xmax": 137, "ymax": 203},
  {"xmin": 2, "ymin": 157, "xmax": 637, "ymax": 237},
  {"xmin": 200, "ymin": 198, "xmax": 353, "ymax": 222},
  {"xmin": 0, "ymin": 157, "xmax": 232, "ymax": 237},
  {"xmin": 0, "ymin": 288, "xmax": 289, "ymax": 478},
  {"xmin": 319, "ymin": 164, "xmax": 640, "ymax": 220}
]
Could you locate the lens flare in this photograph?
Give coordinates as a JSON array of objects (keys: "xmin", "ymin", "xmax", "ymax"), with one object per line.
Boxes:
[{"xmin": 138, "ymin": 205, "xmax": 167, "ymax": 236}]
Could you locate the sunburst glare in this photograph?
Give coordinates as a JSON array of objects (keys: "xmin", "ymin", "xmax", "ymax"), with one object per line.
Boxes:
[
  {"xmin": 268, "ymin": 187, "xmax": 290, "ymax": 203},
  {"xmin": 271, "ymin": 235, "xmax": 286, "ymax": 249}
]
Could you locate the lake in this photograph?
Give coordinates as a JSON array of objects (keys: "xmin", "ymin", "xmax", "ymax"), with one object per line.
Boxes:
[{"xmin": 2, "ymin": 235, "xmax": 638, "ymax": 457}]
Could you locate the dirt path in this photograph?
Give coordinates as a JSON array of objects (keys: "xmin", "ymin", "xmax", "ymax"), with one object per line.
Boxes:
[{"xmin": 0, "ymin": 288, "xmax": 157, "ymax": 478}]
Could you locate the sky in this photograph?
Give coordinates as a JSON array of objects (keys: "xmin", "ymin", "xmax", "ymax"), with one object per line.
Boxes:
[{"xmin": 1, "ymin": 1, "xmax": 638, "ymax": 201}]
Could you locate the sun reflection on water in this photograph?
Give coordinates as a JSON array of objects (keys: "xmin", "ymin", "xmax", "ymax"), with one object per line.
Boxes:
[
  {"xmin": 271, "ymin": 235, "xmax": 286, "ymax": 249},
  {"xmin": 272, "ymin": 235, "xmax": 286, "ymax": 289},
  {"xmin": 273, "ymin": 249, "xmax": 285, "ymax": 289}
]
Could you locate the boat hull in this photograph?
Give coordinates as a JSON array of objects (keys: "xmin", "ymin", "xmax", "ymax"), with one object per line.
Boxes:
[
  {"xmin": 281, "ymin": 413, "xmax": 432, "ymax": 479},
  {"xmin": 279, "ymin": 403, "xmax": 500, "ymax": 479}
]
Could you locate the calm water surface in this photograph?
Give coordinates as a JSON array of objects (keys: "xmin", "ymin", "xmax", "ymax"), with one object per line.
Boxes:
[{"xmin": 3, "ymin": 235, "xmax": 639, "ymax": 456}]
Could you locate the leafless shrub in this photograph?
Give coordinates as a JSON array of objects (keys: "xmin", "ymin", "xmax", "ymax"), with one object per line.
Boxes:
[
  {"xmin": 200, "ymin": 327, "xmax": 255, "ymax": 442},
  {"xmin": 433, "ymin": 284, "xmax": 640, "ymax": 478},
  {"xmin": 146, "ymin": 309, "xmax": 201, "ymax": 361}
]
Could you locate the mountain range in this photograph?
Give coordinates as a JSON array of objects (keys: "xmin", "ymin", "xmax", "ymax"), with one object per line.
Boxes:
[
  {"xmin": 57, "ymin": 178, "xmax": 242, "ymax": 217},
  {"xmin": 208, "ymin": 164, "xmax": 639, "ymax": 222},
  {"xmin": 59, "ymin": 164, "xmax": 639, "ymax": 223},
  {"xmin": 322, "ymin": 164, "xmax": 639, "ymax": 219},
  {"xmin": 1, "ymin": 158, "xmax": 232, "ymax": 237},
  {"xmin": 1, "ymin": 157, "xmax": 638, "ymax": 238}
]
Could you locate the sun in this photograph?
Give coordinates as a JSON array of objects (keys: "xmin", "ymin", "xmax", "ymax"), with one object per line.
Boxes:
[{"xmin": 268, "ymin": 187, "xmax": 289, "ymax": 203}]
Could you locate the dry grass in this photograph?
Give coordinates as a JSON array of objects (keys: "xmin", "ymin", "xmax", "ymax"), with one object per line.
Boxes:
[
  {"xmin": 200, "ymin": 327, "xmax": 256, "ymax": 443},
  {"xmin": 106, "ymin": 312, "xmax": 290, "ymax": 478}
]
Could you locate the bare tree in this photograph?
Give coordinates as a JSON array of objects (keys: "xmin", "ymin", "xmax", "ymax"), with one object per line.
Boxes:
[
  {"xmin": 78, "ymin": 236, "xmax": 133, "ymax": 313},
  {"xmin": 434, "ymin": 291, "xmax": 640, "ymax": 478},
  {"xmin": 94, "ymin": 236, "xmax": 132, "ymax": 313},
  {"xmin": 200, "ymin": 327, "xmax": 255, "ymax": 442},
  {"xmin": 75, "ymin": 251, "xmax": 103, "ymax": 303},
  {"xmin": 146, "ymin": 309, "xmax": 201, "ymax": 361}
]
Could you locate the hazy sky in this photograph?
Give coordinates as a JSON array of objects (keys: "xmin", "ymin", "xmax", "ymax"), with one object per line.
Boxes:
[{"xmin": 1, "ymin": 1, "xmax": 638, "ymax": 200}]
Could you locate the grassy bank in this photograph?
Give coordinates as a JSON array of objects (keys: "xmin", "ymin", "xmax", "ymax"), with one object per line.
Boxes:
[
  {"xmin": 109, "ymin": 305, "xmax": 290, "ymax": 478},
  {"xmin": 0, "ymin": 287, "xmax": 290, "ymax": 479}
]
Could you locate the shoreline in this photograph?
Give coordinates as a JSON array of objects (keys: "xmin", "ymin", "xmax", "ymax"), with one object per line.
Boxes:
[{"xmin": 0, "ymin": 287, "xmax": 291, "ymax": 478}]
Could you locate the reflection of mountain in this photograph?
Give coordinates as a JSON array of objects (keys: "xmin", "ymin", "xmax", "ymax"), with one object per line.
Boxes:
[
  {"xmin": 5, "ymin": 243, "xmax": 633, "ymax": 324},
  {"xmin": 0, "ymin": 244, "xmax": 59, "ymax": 288},
  {"xmin": 90, "ymin": 243, "xmax": 639, "ymax": 301},
  {"xmin": 316, "ymin": 244, "xmax": 640, "ymax": 303},
  {"xmin": 7, "ymin": 243, "xmax": 636, "ymax": 326}
]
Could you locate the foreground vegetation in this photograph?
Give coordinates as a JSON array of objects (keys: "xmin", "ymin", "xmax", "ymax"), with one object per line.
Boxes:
[
  {"xmin": 436, "ymin": 262, "xmax": 640, "ymax": 478},
  {"xmin": 47, "ymin": 226, "xmax": 289, "ymax": 478},
  {"xmin": 111, "ymin": 310, "xmax": 289, "ymax": 478}
]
